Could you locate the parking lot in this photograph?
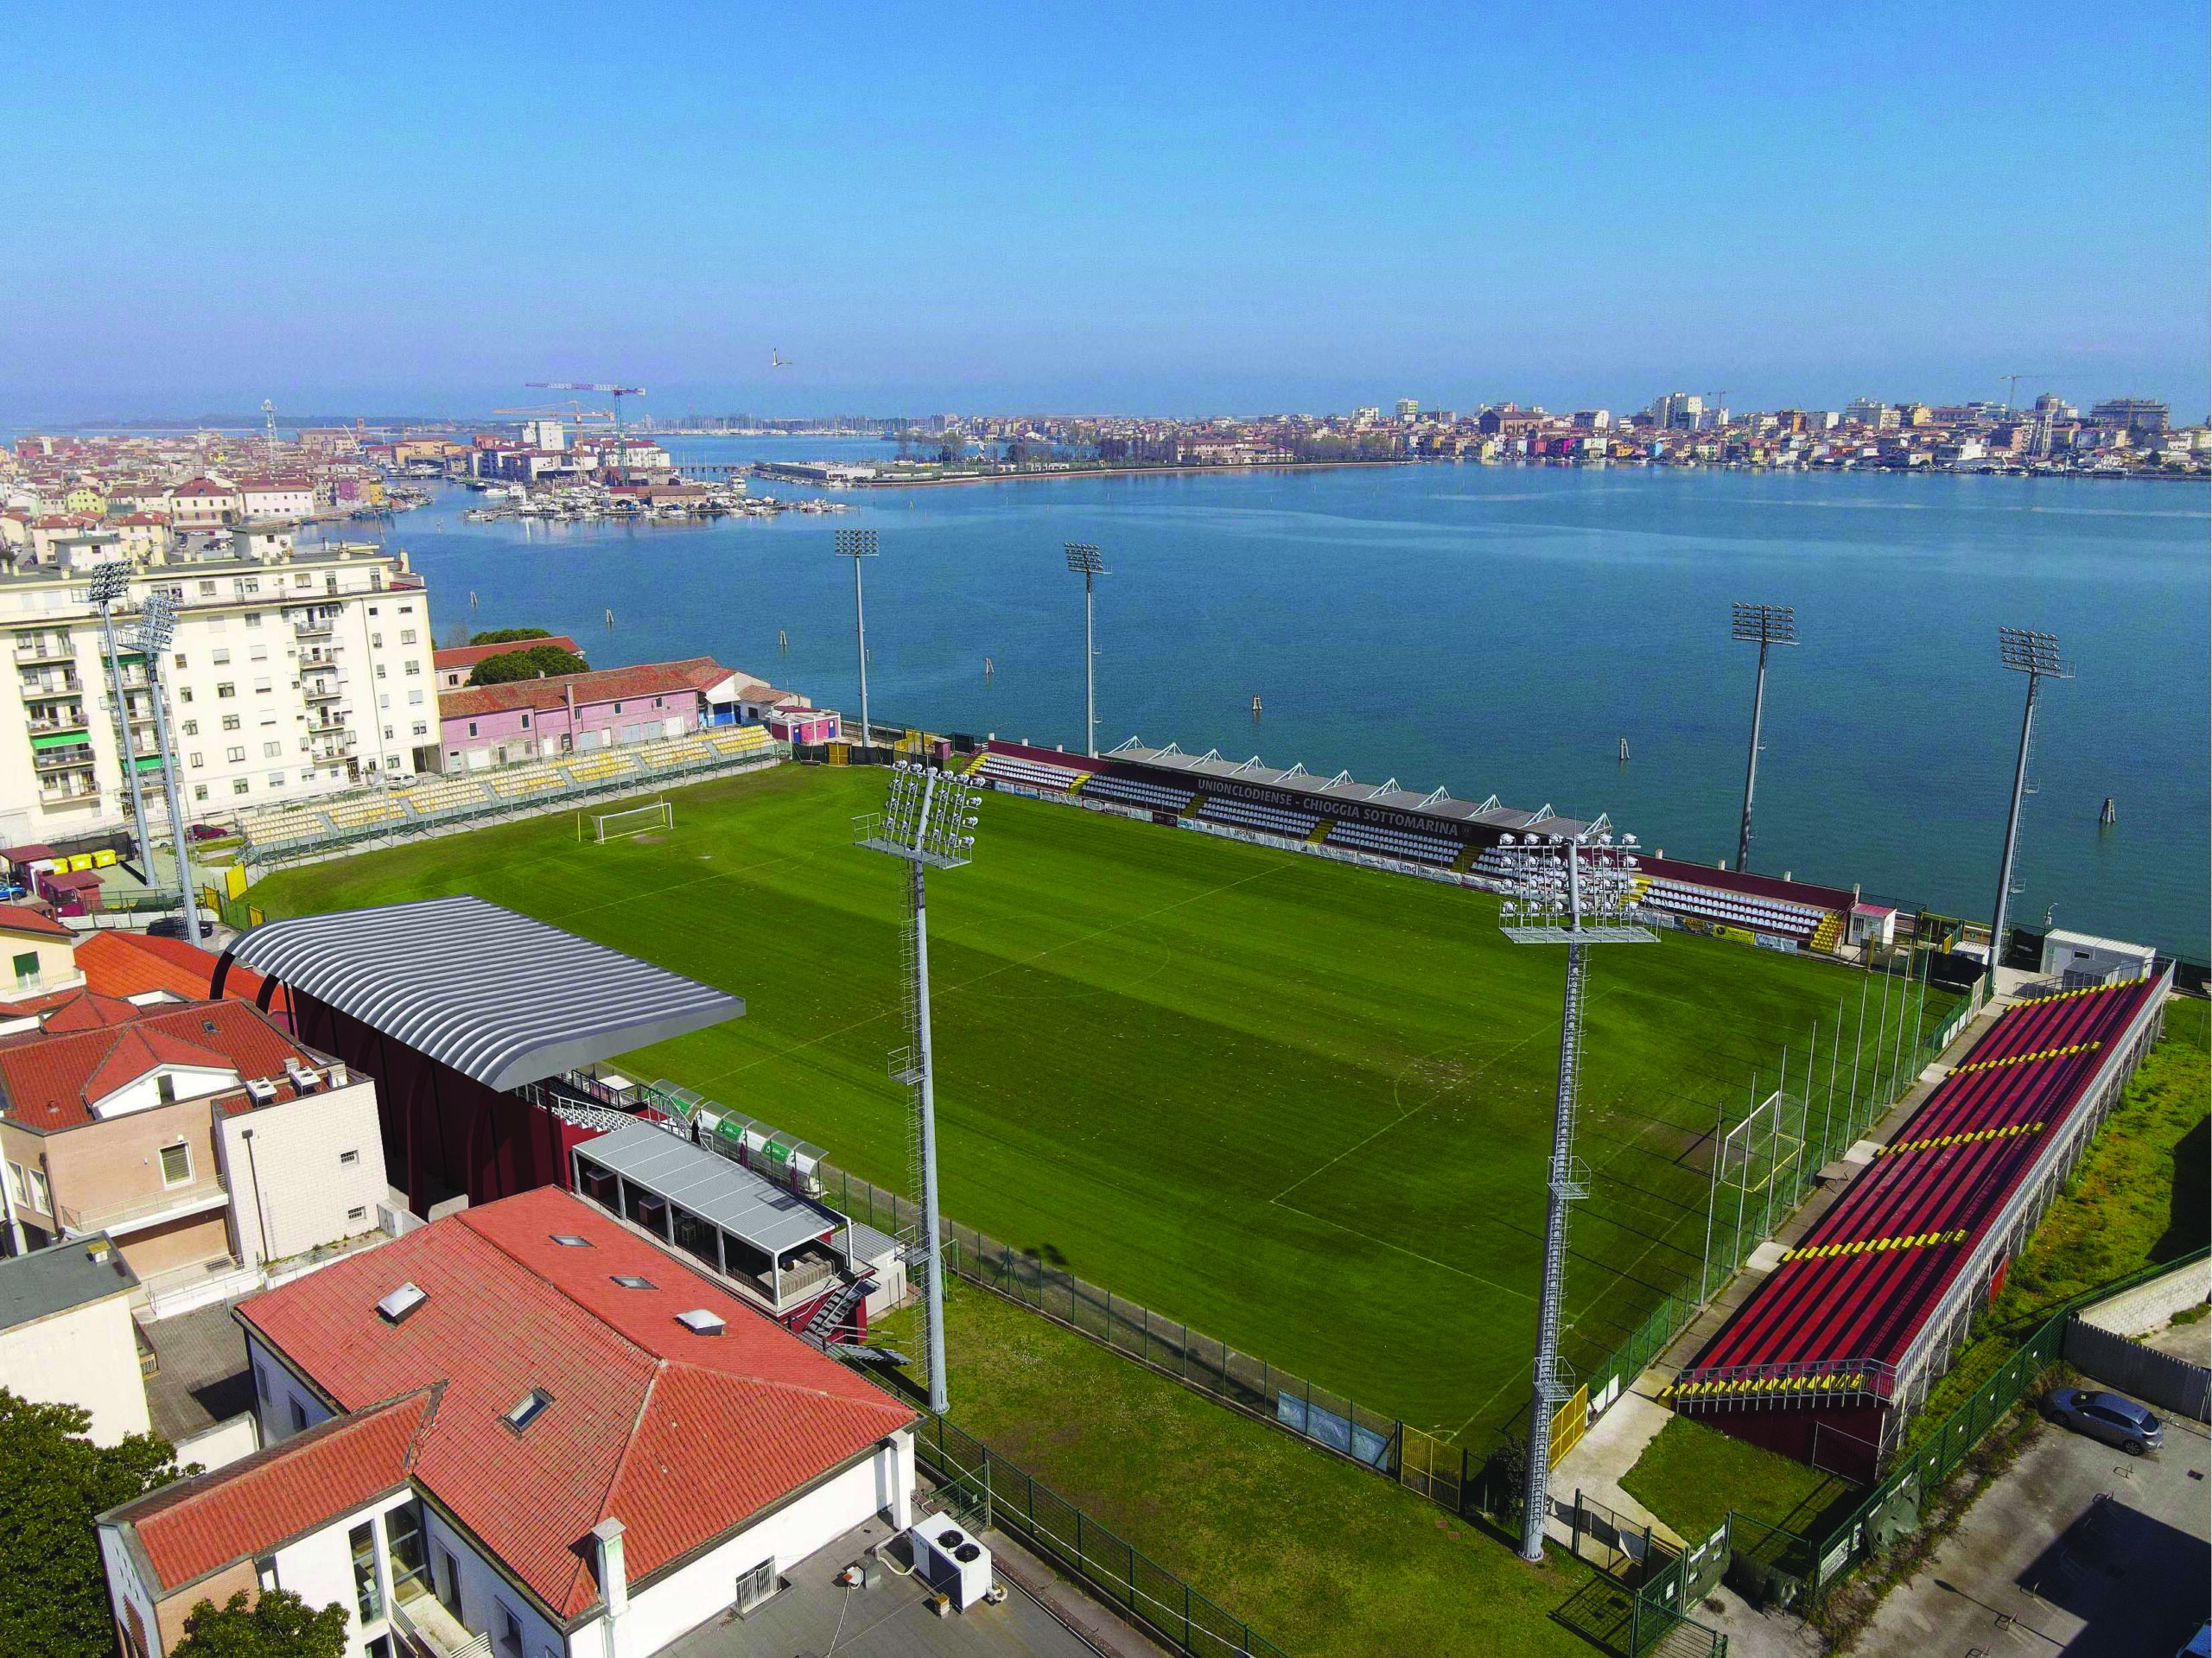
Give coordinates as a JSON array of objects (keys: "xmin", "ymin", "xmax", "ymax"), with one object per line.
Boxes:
[{"xmin": 1862, "ymin": 1391, "xmax": 2210, "ymax": 1656}]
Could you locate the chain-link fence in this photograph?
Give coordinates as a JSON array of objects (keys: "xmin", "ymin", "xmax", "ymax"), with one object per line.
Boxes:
[{"xmin": 915, "ymin": 1411, "xmax": 1291, "ymax": 1658}]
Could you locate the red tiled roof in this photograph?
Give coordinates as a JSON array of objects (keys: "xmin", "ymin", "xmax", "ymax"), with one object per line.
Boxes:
[
  {"xmin": 431, "ymin": 636, "xmax": 585, "ymax": 672},
  {"xmin": 237, "ymin": 1188, "xmax": 913, "ymax": 1618},
  {"xmin": 0, "ymin": 1000, "xmax": 315, "ymax": 1130},
  {"xmin": 35, "ymin": 992, "xmax": 144, "ymax": 1032},
  {"xmin": 0, "ymin": 905, "xmax": 73, "ymax": 940},
  {"xmin": 76, "ymin": 930, "xmax": 285, "ymax": 1015},
  {"xmin": 123, "ymin": 1390, "xmax": 436, "ymax": 1591},
  {"xmin": 438, "ymin": 657, "xmax": 734, "ymax": 722}
]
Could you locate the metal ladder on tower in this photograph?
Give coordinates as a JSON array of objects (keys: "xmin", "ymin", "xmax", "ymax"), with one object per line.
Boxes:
[{"xmin": 886, "ymin": 868, "xmax": 932, "ymax": 1385}]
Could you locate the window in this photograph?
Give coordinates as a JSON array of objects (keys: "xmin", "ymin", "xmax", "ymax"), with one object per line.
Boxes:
[
  {"xmin": 653, "ymin": 696, "xmax": 664, "ymax": 708},
  {"xmin": 174, "ymin": 653, "xmax": 187, "ymax": 670},
  {"xmin": 613, "ymin": 702, "xmax": 623, "ymax": 714},
  {"xmin": 350, "ymin": 1520, "xmax": 383, "ymax": 1623},
  {"xmin": 198, "ymin": 580, "xmax": 217, "ymax": 596},
  {"xmin": 519, "ymin": 712, "xmax": 531, "ymax": 729},
  {"xmin": 193, "ymin": 784, "xmax": 208, "ymax": 802},
  {"xmin": 408, "ymin": 689, "xmax": 424, "ymax": 706},
  {"xmin": 496, "ymin": 1604, "xmax": 524, "ymax": 1658},
  {"xmin": 405, "ymin": 659, "xmax": 421, "ymax": 676},
  {"xmin": 159, "ymin": 1142, "xmax": 191, "ymax": 1186},
  {"xmin": 385, "ymin": 727, "xmax": 396, "ymax": 740},
  {"xmin": 253, "ymin": 678, "xmax": 271, "ymax": 695},
  {"xmin": 211, "ymin": 648, "xmax": 230, "ymax": 665},
  {"xmin": 387, "ymin": 1499, "xmax": 429, "ymax": 1597},
  {"xmin": 10, "ymin": 953, "xmax": 35, "ymax": 989},
  {"xmin": 188, "ymin": 753, "xmax": 204, "ymax": 768},
  {"xmin": 467, "ymin": 721, "xmax": 478, "ymax": 737},
  {"xmin": 178, "ymin": 686, "xmax": 192, "ymax": 703},
  {"xmin": 4, "ymin": 1164, "xmax": 23, "ymax": 1207},
  {"xmin": 290, "ymin": 1399, "xmax": 308, "ymax": 1433},
  {"xmin": 611, "ymin": 1274, "xmax": 655, "ymax": 1291},
  {"xmin": 156, "ymin": 1073, "xmax": 178, "ymax": 1105},
  {"xmin": 216, "ymin": 682, "xmax": 235, "ymax": 698},
  {"xmin": 347, "ymin": 1205, "xmax": 367, "ymax": 1223},
  {"xmin": 27, "ymin": 1169, "xmax": 48, "ymax": 1216},
  {"xmin": 181, "ymin": 719, "xmax": 198, "ymax": 736},
  {"xmin": 401, "ymin": 629, "xmax": 417, "ymax": 645},
  {"xmin": 233, "ymin": 779, "xmax": 251, "ymax": 796},
  {"xmin": 221, "ymin": 714, "xmax": 241, "ymax": 731},
  {"xmin": 253, "ymin": 1364, "xmax": 269, "ymax": 1403},
  {"xmin": 736, "ymin": 1557, "xmax": 777, "ymax": 1613},
  {"xmin": 226, "ymin": 746, "xmax": 246, "ymax": 763},
  {"xmin": 504, "ymin": 1388, "xmax": 554, "ymax": 1432},
  {"xmin": 250, "ymin": 645, "xmax": 267, "ymax": 662},
  {"xmin": 267, "ymin": 772, "xmax": 285, "ymax": 787},
  {"xmin": 255, "ymin": 1555, "xmax": 279, "ymax": 1593},
  {"xmin": 340, "ymin": 1148, "xmax": 360, "ymax": 1166},
  {"xmin": 263, "ymin": 740, "xmax": 282, "ymax": 758},
  {"xmin": 550, "ymin": 1234, "xmax": 592, "ymax": 1248},
  {"xmin": 375, "ymin": 664, "xmax": 386, "ymax": 679}
]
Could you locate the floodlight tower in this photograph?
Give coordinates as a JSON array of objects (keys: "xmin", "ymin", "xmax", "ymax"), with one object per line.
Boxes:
[
  {"xmin": 1063, "ymin": 543, "xmax": 1108, "ymax": 757},
  {"xmin": 261, "ymin": 399, "xmax": 278, "ymax": 473},
  {"xmin": 1496, "ymin": 826, "xmax": 1651, "ymax": 1562},
  {"xmin": 86, "ymin": 564, "xmax": 154, "ymax": 881},
  {"xmin": 835, "ymin": 529, "xmax": 878, "ymax": 749},
  {"xmin": 856, "ymin": 760, "xmax": 983, "ymax": 1414},
  {"xmin": 1730, "ymin": 602, "xmax": 1797, "ymax": 873},
  {"xmin": 136, "ymin": 594, "xmax": 201, "ymax": 946},
  {"xmin": 1989, "ymin": 628, "xmax": 2071, "ymax": 980}
]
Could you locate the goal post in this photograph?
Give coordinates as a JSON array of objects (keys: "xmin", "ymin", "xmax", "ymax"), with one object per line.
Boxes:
[{"xmin": 588, "ymin": 799, "xmax": 672, "ymax": 842}]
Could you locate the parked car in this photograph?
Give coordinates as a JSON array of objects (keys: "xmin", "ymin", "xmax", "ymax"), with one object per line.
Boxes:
[
  {"xmin": 186, "ymin": 823, "xmax": 231, "ymax": 842},
  {"xmin": 2044, "ymin": 1387, "xmax": 2164, "ymax": 1455}
]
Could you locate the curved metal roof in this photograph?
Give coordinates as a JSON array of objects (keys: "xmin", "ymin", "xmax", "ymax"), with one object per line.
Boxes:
[{"xmin": 220, "ymin": 895, "xmax": 744, "ymax": 1090}]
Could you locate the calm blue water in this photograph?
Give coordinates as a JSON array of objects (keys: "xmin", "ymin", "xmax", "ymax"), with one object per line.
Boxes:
[{"xmin": 347, "ymin": 440, "xmax": 2210, "ymax": 956}]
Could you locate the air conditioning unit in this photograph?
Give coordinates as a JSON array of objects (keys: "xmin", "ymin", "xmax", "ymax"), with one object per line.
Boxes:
[{"xmin": 907, "ymin": 1515, "xmax": 993, "ymax": 1611}]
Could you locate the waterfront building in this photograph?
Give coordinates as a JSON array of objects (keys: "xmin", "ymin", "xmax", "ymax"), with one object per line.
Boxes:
[
  {"xmin": 0, "ymin": 534, "xmax": 435, "ymax": 850},
  {"xmin": 434, "ymin": 657, "xmax": 760, "ymax": 773},
  {"xmin": 2088, "ymin": 397, "xmax": 2170, "ymax": 433}
]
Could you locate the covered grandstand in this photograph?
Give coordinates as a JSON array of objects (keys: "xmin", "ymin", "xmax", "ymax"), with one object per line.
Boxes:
[
  {"xmin": 1667, "ymin": 969, "xmax": 2173, "ymax": 1479},
  {"xmin": 227, "ymin": 724, "xmax": 783, "ymax": 865},
  {"xmin": 971, "ymin": 737, "xmax": 1857, "ymax": 951}
]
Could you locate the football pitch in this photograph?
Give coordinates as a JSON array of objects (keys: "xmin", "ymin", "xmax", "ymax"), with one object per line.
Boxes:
[{"xmin": 252, "ymin": 763, "xmax": 1953, "ymax": 1444}]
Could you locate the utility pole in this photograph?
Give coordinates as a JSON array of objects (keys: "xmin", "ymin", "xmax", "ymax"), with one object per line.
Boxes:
[
  {"xmin": 1989, "ymin": 628, "xmax": 2071, "ymax": 982},
  {"xmin": 1497, "ymin": 827, "xmax": 1652, "ymax": 1561},
  {"xmin": 1731, "ymin": 602, "xmax": 1797, "ymax": 873},
  {"xmin": 87, "ymin": 564, "xmax": 154, "ymax": 882},
  {"xmin": 857, "ymin": 761, "xmax": 984, "ymax": 1414},
  {"xmin": 136, "ymin": 594, "xmax": 201, "ymax": 946},
  {"xmin": 1063, "ymin": 543, "xmax": 1108, "ymax": 757},
  {"xmin": 835, "ymin": 529, "xmax": 877, "ymax": 750}
]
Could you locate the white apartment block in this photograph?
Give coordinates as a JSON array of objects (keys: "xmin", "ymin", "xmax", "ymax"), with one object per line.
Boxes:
[{"xmin": 0, "ymin": 529, "xmax": 438, "ymax": 848}]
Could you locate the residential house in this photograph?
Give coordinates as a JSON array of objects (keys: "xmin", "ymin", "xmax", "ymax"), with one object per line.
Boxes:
[
  {"xmin": 435, "ymin": 657, "xmax": 760, "ymax": 773},
  {"xmin": 165, "ymin": 480, "xmax": 242, "ymax": 531},
  {"xmin": 99, "ymin": 1187, "xmax": 917, "ymax": 1657},
  {"xmin": 0, "ymin": 1230, "xmax": 148, "ymax": 1444}
]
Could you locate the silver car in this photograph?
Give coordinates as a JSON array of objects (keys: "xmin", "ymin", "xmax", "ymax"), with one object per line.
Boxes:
[{"xmin": 2044, "ymin": 1387, "xmax": 2164, "ymax": 1455}]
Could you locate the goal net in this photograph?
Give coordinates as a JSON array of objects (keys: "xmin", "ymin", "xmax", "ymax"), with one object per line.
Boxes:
[{"xmin": 588, "ymin": 800, "xmax": 671, "ymax": 842}]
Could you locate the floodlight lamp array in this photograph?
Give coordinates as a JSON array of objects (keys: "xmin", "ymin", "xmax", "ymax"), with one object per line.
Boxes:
[
  {"xmin": 857, "ymin": 761, "xmax": 982, "ymax": 869},
  {"xmin": 834, "ymin": 528, "xmax": 878, "ymax": 560},
  {"xmin": 1494, "ymin": 830, "xmax": 1645, "ymax": 934},
  {"xmin": 137, "ymin": 592, "xmax": 178, "ymax": 655},
  {"xmin": 1730, "ymin": 601, "xmax": 1797, "ymax": 647},
  {"xmin": 1997, "ymin": 626, "xmax": 2070, "ymax": 679},
  {"xmin": 1064, "ymin": 542, "xmax": 1108, "ymax": 576},
  {"xmin": 87, "ymin": 562, "xmax": 131, "ymax": 607}
]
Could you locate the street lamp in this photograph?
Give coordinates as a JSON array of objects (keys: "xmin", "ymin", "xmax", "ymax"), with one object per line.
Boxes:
[
  {"xmin": 86, "ymin": 563, "xmax": 154, "ymax": 882},
  {"xmin": 1730, "ymin": 603, "xmax": 1796, "ymax": 873},
  {"xmin": 1990, "ymin": 628, "xmax": 2071, "ymax": 979},
  {"xmin": 1495, "ymin": 826, "xmax": 1652, "ymax": 1562},
  {"xmin": 835, "ymin": 529, "xmax": 877, "ymax": 751},
  {"xmin": 856, "ymin": 760, "xmax": 984, "ymax": 1414},
  {"xmin": 135, "ymin": 594, "xmax": 202, "ymax": 946},
  {"xmin": 1063, "ymin": 543, "xmax": 1109, "ymax": 758}
]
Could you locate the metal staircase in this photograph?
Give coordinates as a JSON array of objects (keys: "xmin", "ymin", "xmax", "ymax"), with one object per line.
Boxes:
[{"xmin": 802, "ymin": 1275, "xmax": 876, "ymax": 1344}]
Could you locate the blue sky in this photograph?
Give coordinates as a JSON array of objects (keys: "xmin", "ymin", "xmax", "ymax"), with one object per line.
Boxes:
[{"xmin": 3, "ymin": 3, "xmax": 2204, "ymax": 421}]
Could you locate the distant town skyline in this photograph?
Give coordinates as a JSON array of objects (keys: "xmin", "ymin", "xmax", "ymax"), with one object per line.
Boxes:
[{"xmin": 3, "ymin": 3, "xmax": 2204, "ymax": 422}]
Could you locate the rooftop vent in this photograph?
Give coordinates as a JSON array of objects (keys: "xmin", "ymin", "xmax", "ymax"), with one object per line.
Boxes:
[
  {"xmin": 376, "ymin": 1282, "xmax": 428, "ymax": 1324},
  {"xmin": 504, "ymin": 1388, "xmax": 554, "ymax": 1432},
  {"xmin": 674, "ymin": 1308, "xmax": 725, "ymax": 1337},
  {"xmin": 244, "ymin": 1078, "xmax": 278, "ymax": 1105},
  {"xmin": 550, "ymin": 1234, "xmax": 592, "ymax": 1248},
  {"xmin": 611, "ymin": 1274, "xmax": 655, "ymax": 1290}
]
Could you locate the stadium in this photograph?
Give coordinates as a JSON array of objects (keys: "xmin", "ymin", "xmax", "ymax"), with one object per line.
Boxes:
[{"xmin": 246, "ymin": 739, "xmax": 1955, "ymax": 1451}]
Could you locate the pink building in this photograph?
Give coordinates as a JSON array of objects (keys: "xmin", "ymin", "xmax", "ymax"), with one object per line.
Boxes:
[{"xmin": 435, "ymin": 657, "xmax": 758, "ymax": 772}]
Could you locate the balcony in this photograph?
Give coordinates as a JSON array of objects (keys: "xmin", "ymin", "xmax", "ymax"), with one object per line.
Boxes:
[
  {"xmin": 294, "ymin": 617, "xmax": 336, "ymax": 640},
  {"xmin": 33, "ymin": 746, "xmax": 97, "ymax": 773},
  {"xmin": 26, "ymin": 715, "xmax": 89, "ymax": 739},
  {"xmin": 60, "ymin": 1183, "xmax": 230, "ymax": 1242},
  {"xmin": 304, "ymin": 680, "xmax": 343, "ymax": 703},
  {"xmin": 391, "ymin": 1582, "xmax": 489, "ymax": 1658},
  {"xmin": 20, "ymin": 673, "xmax": 85, "ymax": 697},
  {"xmin": 12, "ymin": 639, "xmax": 75, "ymax": 666}
]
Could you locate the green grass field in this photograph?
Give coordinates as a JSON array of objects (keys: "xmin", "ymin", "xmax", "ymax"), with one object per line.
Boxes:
[{"xmin": 254, "ymin": 763, "xmax": 1949, "ymax": 1444}]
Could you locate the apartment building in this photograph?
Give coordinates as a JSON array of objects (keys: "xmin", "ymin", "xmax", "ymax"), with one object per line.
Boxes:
[{"xmin": 0, "ymin": 531, "xmax": 437, "ymax": 849}]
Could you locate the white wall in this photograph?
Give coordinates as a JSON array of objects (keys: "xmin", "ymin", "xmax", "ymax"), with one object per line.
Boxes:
[
  {"xmin": 582, "ymin": 1435, "xmax": 912, "ymax": 1658},
  {"xmin": 217, "ymin": 1082, "xmax": 387, "ymax": 1268},
  {"xmin": 98, "ymin": 1521, "xmax": 162, "ymax": 1655},
  {"xmin": 418, "ymin": 1503, "xmax": 566, "ymax": 1658},
  {"xmin": 269, "ymin": 1490, "xmax": 415, "ymax": 1657},
  {"xmin": 173, "ymin": 1411, "xmax": 258, "ymax": 1474},
  {"xmin": 246, "ymin": 1333, "xmax": 334, "ymax": 1444},
  {"xmin": 0, "ymin": 1293, "xmax": 150, "ymax": 1445}
]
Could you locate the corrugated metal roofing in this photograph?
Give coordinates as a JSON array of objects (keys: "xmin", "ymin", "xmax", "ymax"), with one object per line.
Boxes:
[
  {"xmin": 221, "ymin": 896, "xmax": 744, "ymax": 1090},
  {"xmin": 575, "ymin": 1121, "xmax": 836, "ymax": 1255}
]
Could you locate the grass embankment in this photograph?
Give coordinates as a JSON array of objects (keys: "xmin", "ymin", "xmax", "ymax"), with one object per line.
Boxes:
[
  {"xmin": 904, "ymin": 1284, "xmax": 1601, "ymax": 1658},
  {"xmin": 1619, "ymin": 1415, "xmax": 1859, "ymax": 1542},
  {"xmin": 253, "ymin": 762, "xmax": 1945, "ymax": 1444},
  {"xmin": 1908, "ymin": 992, "xmax": 2209, "ymax": 1435}
]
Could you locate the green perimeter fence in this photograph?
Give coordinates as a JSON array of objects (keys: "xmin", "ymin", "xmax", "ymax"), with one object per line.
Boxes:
[{"xmin": 913, "ymin": 1410, "xmax": 1292, "ymax": 1658}]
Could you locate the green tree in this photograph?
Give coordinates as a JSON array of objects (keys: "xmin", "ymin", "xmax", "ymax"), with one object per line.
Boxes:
[
  {"xmin": 467, "ymin": 627, "xmax": 552, "ymax": 645},
  {"xmin": 170, "ymin": 1590, "xmax": 348, "ymax": 1658},
  {"xmin": 467, "ymin": 644, "xmax": 589, "ymax": 686},
  {"xmin": 0, "ymin": 1390, "xmax": 180, "ymax": 1658}
]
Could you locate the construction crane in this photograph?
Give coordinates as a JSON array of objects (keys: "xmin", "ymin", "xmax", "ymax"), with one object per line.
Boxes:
[
  {"xmin": 528, "ymin": 382, "xmax": 645, "ymax": 482},
  {"xmin": 2000, "ymin": 373, "xmax": 2048, "ymax": 414}
]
